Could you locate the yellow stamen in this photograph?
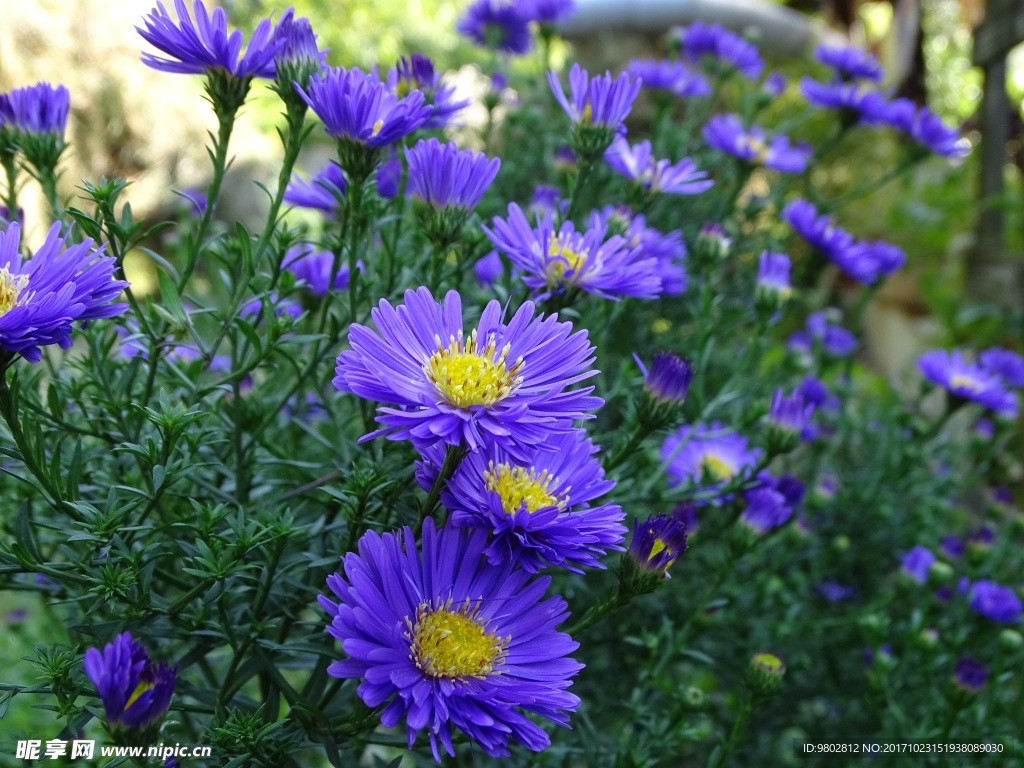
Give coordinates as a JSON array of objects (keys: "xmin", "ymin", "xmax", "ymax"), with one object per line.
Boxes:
[
  {"xmin": 581, "ymin": 102, "xmax": 593, "ymax": 124},
  {"xmin": 547, "ymin": 234, "xmax": 589, "ymax": 285},
  {"xmin": 396, "ymin": 77, "xmax": 418, "ymax": 97},
  {"xmin": 483, "ymin": 461, "xmax": 566, "ymax": 514},
  {"xmin": 701, "ymin": 453, "xmax": 737, "ymax": 482},
  {"xmin": 0, "ymin": 268, "xmax": 29, "ymax": 317},
  {"xmin": 949, "ymin": 374, "xmax": 982, "ymax": 393},
  {"xmin": 425, "ymin": 329, "xmax": 523, "ymax": 409},
  {"xmin": 371, "ymin": 118, "xmax": 384, "ymax": 137},
  {"xmin": 740, "ymin": 135, "xmax": 769, "ymax": 164},
  {"xmin": 407, "ymin": 599, "xmax": 508, "ymax": 679},
  {"xmin": 124, "ymin": 681, "xmax": 155, "ymax": 711}
]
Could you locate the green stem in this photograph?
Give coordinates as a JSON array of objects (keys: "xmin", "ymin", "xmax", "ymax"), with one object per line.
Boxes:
[
  {"xmin": 565, "ymin": 588, "xmax": 631, "ymax": 636},
  {"xmin": 415, "ymin": 444, "xmax": 466, "ymax": 536},
  {"xmin": 38, "ymin": 167, "xmax": 62, "ymax": 223},
  {"xmin": 604, "ymin": 423, "xmax": 655, "ymax": 473},
  {"xmin": 178, "ymin": 107, "xmax": 238, "ymax": 292},
  {"xmin": 564, "ymin": 157, "xmax": 596, "ymax": 221},
  {"xmin": 713, "ymin": 696, "xmax": 754, "ymax": 767},
  {"xmin": 1, "ymin": 150, "xmax": 18, "ymax": 218}
]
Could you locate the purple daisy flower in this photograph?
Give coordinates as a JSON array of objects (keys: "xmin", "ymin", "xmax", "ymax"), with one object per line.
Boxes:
[
  {"xmin": 755, "ymin": 251, "xmax": 792, "ymax": 307},
  {"xmin": 627, "ymin": 511, "xmax": 689, "ymax": 576},
  {"xmin": 703, "ymin": 114, "xmax": 811, "ymax": 173},
  {"xmin": 546, "ymin": 64, "xmax": 641, "ymax": 132},
  {"xmin": 625, "ymin": 59, "xmax": 711, "ymax": 98},
  {"xmin": 137, "ymin": 0, "xmax": 283, "ymax": 78},
  {"xmin": 530, "ymin": 185, "xmax": 564, "ymax": 216},
  {"xmin": 830, "ymin": 239, "xmax": 906, "ymax": 284},
  {"xmin": 900, "ymin": 545, "xmax": 935, "ymax": 584},
  {"xmin": 787, "ymin": 311, "xmax": 857, "ymax": 358},
  {"xmin": 83, "ymin": 632, "xmax": 176, "ymax": 732},
  {"xmin": 766, "ymin": 388, "xmax": 813, "ymax": 439},
  {"xmin": 918, "ymin": 349, "xmax": 1018, "ymax": 415},
  {"xmin": 940, "ymin": 535, "xmax": 964, "ymax": 560},
  {"xmin": 387, "ymin": 54, "xmax": 469, "ymax": 130},
  {"xmin": 675, "ymin": 22, "xmax": 764, "ymax": 79},
  {"xmin": 740, "ymin": 482, "xmax": 793, "ymax": 534},
  {"xmin": 427, "ymin": 429, "xmax": 625, "ymax": 573},
  {"xmin": 968, "ymin": 580, "xmax": 1022, "ymax": 624},
  {"xmin": 376, "ymin": 152, "xmax": 403, "ymax": 199},
  {"xmin": 457, "ymin": 0, "xmax": 533, "ymax": 55},
  {"xmin": 591, "ymin": 206, "xmax": 688, "ymax": 296},
  {"xmin": 282, "ymin": 244, "xmax": 356, "ymax": 295},
  {"xmin": 875, "ymin": 102, "xmax": 969, "ymax": 157},
  {"xmin": 800, "ymin": 77, "xmax": 888, "ymax": 119},
  {"xmin": 284, "ymin": 162, "xmax": 347, "ymax": 214},
  {"xmin": 271, "ymin": 9, "xmax": 327, "ymax": 91},
  {"xmin": 522, "ymin": 0, "xmax": 577, "ymax": 24},
  {"xmin": 241, "ymin": 292, "xmax": 304, "ymax": 321},
  {"xmin": 319, "ymin": 518, "xmax": 582, "ymax": 760},
  {"xmin": 953, "ymin": 657, "xmax": 986, "ymax": 693},
  {"xmin": 604, "ymin": 138, "xmax": 713, "ymax": 195},
  {"xmin": 297, "ymin": 67, "xmax": 433, "ymax": 148},
  {"xmin": 484, "ymin": 203, "xmax": 662, "ymax": 300},
  {"xmin": 333, "ymin": 287, "xmax": 601, "ymax": 457},
  {"xmin": 474, "ymin": 250, "xmax": 504, "ymax": 287},
  {"xmin": 7, "ymin": 82, "xmax": 69, "ymax": 137},
  {"xmin": 0, "ymin": 223, "xmax": 127, "ymax": 363},
  {"xmin": 979, "ymin": 347, "xmax": 1024, "ymax": 388},
  {"xmin": 406, "ymin": 138, "xmax": 500, "ymax": 210},
  {"xmin": 815, "ymin": 44, "xmax": 884, "ymax": 83},
  {"xmin": 662, "ymin": 421, "xmax": 761, "ymax": 492},
  {"xmin": 782, "ymin": 199, "xmax": 855, "ymax": 256},
  {"xmin": 635, "ymin": 351, "xmax": 694, "ymax": 405},
  {"xmin": 761, "ymin": 71, "xmax": 787, "ymax": 97}
]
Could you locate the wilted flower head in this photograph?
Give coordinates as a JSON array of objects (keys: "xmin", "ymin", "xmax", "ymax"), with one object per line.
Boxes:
[
  {"xmin": 815, "ymin": 44, "xmax": 884, "ymax": 82},
  {"xmin": 484, "ymin": 203, "xmax": 662, "ymax": 300},
  {"xmin": 0, "ymin": 223, "xmax": 128, "ymax": 364},
  {"xmin": 320, "ymin": 518, "xmax": 582, "ymax": 760},
  {"xmin": 431, "ymin": 429, "xmax": 625, "ymax": 573},
  {"xmin": 918, "ymin": 349, "xmax": 1018, "ymax": 415},
  {"xmin": 547, "ymin": 65, "xmax": 641, "ymax": 159},
  {"xmin": 900, "ymin": 545, "xmax": 936, "ymax": 584},
  {"xmin": 968, "ymin": 580, "xmax": 1022, "ymax": 623},
  {"xmin": 457, "ymin": 0, "xmax": 533, "ymax": 55},
  {"xmin": 284, "ymin": 162, "xmax": 347, "ymax": 214},
  {"xmin": 627, "ymin": 511, "xmax": 689, "ymax": 576},
  {"xmin": 387, "ymin": 54, "xmax": 469, "ymax": 129},
  {"xmin": 333, "ymin": 287, "xmax": 601, "ymax": 459},
  {"xmin": 674, "ymin": 22, "xmax": 764, "ymax": 79},
  {"xmin": 605, "ymin": 138, "xmax": 713, "ymax": 195},
  {"xmin": 137, "ymin": 0, "xmax": 283, "ymax": 79},
  {"xmin": 84, "ymin": 632, "xmax": 176, "ymax": 732},
  {"xmin": 625, "ymin": 59, "xmax": 711, "ymax": 98},
  {"xmin": 703, "ymin": 114, "xmax": 811, "ymax": 173}
]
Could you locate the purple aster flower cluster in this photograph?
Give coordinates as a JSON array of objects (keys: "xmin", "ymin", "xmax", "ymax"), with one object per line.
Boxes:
[
  {"xmin": 662, "ymin": 422, "xmax": 761, "ymax": 493},
  {"xmin": 900, "ymin": 545, "xmax": 936, "ymax": 584},
  {"xmin": 284, "ymin": 162, "xmax": 347, "ymax": 214},
  {"xmin": 0, "ymin": 223, "xmax": 128, "ymax": 363},
  {"xmin": 457, "ymin": 0, "xmax": 533, "ymax": 55},
  {"xmin": 425, "ymin": 429, "xmax": 625, "ymax": 573},
  {"xmin": 405, "ymin": 138, "xmax": 500, "ymax": 211},
  {"xmin": 137, "ymin": 0, "xmax": 284, "ymax": 79},
  {"xmin": 333, "ymin": 287, "xmax": 601, "ymax": 458},
  {"xmin": 783, "ymin": 199, "xmax": 905, "ymax": 285},
  {"xmin": 387, "ymin": 54, "xmax": 469, "ymax": 130},
  {"xmin": 815, "ymin": 44, "xmax": 884, "ymax": 83},
  {"xmin": 917, "ymin": 349, "xmax": 1018, "ymax": 416},
  {"xmin": 604, "ymin": 138, "xmax": 713, "ymax": 195},
  {"xmin": 320, "ymin": 518, "xmax": 582, "ymax": 760},
  {"xmin": 787, "ymin": 311, "xmax": 857, "ymax": 359},
  {"xmin": 484, "ymin": 203, "xmax": 662, "ymax": 300},
  {"xmin": 84, "ymin": 632, "xmax": 176, "ymax": 732},
  {"xmin": 674, "ymin": 22, "xmax": 764, "ymax": 79},
  {"xmin": 625, "ymin": 59, "xmax": 711, "ymax": 98},
  {"xmin": 703, "ymin": 114, "xmax": 811, "ymax": 173}
]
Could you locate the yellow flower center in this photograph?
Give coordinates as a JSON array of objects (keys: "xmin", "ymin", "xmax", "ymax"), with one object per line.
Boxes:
[
  {"xmin": 425, "ymin": 330, "xmax": 523, "ymax": 409},
  {"xmin": 408, "ymin": 599, "xmax": 508, "ymax": 679},
  {"xmin": 581, "ymin": 102, "xmax": 593, "ymax": 124},
  {"xmin": 483, "ymin": 461, "xmax": 565, "ymax": 514},
  {"xmin": 371, "ymin": 118, "xmax": 384, "ymax": 137},
  {"xmin": 547, "ymin": 235, "xmax": 589, "ymax": 285},
  {"xmin": 949, "ymin": 374, "xmax": 982, "ymax": 393},
  {"xmin": 740, "ymin": 135, "xmax": 769, "ymax": 164},
  {"xmin": 396, "ymin": 77, "xmax": 418, "ymax": 97},
  {"xmin": 0, "ymin": 267, "xmax": 29, "ymax": 317},
  {"xmin": 701, "ymin": 453, "xmax": 736, "ymax": 482},
  {"xmin": 124, "ymin": 681, "xmax": 155, "ymax": 711}
]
